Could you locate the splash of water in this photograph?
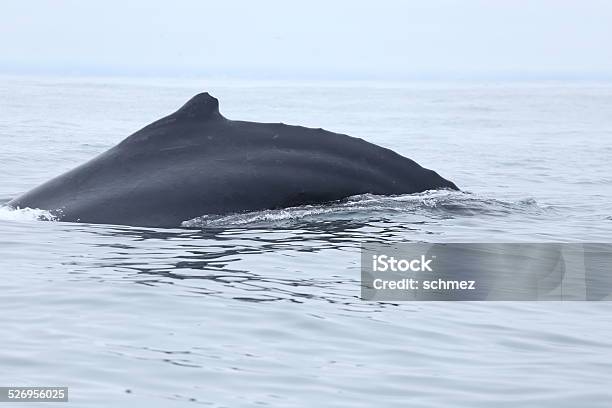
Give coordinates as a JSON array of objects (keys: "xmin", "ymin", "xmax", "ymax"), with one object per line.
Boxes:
[
  {"xmin": 182, "ymin": 190, "xmax": 543, "ymax": 228},
  {"xmin": 0, "ymin": 205, "xmax": 57, "ymax": 222}
]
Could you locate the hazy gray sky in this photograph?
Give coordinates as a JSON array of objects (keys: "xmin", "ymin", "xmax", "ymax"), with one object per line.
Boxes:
[{"xmin": 2, "ymin": 0, "xmax": 611, "ymax": 79}]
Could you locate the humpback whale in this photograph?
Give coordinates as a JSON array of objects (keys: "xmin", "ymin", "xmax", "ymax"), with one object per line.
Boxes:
[{"xmin": 8, "ymin": 93, "xmax": 458, "ymax": 227}]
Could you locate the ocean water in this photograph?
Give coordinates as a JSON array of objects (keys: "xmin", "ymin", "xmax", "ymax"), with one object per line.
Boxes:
[{"xmin": 1, "ymin": 76, "xmax": 611, "ymax": 407}]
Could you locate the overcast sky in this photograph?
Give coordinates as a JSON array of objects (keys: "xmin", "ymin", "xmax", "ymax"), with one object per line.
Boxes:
[{"xmin": 1, "ymin": 0, "xmax": 611, "ymax": 79}]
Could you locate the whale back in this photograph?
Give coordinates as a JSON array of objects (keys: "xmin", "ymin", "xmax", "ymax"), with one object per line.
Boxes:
[{"xmin": 8, "ymin": 93, "xmax": 458, "ymax": 227}]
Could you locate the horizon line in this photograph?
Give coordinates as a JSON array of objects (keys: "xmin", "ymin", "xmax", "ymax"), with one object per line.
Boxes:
[{"xmin": 1, "ymin": 65, "xmax": 611, "ymax": 83}]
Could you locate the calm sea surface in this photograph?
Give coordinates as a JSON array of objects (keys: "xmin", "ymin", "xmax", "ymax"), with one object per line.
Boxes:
[{"xmin": 1, "ymin": 76, "xmax": 611, "ymax": 407}]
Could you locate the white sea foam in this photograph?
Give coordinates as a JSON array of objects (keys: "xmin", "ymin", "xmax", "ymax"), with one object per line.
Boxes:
[
  {"xmin": 182, "ymin": 190, "xmax": 543, "ymax": 228},
  {"xmin": 0, "ymin": 205, "xmax": 57, "ymax": 222}
]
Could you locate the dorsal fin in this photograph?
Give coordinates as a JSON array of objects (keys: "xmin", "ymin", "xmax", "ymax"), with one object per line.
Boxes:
[{"xmin": 174, "ymin": 92, "xmax": 223, "ymax": 120}]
